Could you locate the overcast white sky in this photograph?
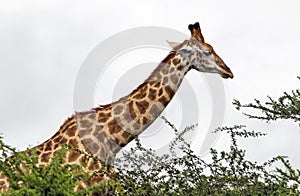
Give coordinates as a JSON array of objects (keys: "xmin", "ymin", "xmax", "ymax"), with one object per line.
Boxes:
[{"xmin": 0, "ymin": 0, "xmax": 299, "ymax": 168}]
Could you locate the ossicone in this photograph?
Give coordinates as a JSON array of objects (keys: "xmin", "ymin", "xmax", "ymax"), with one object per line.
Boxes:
[{"xmin": 188, "ymin": 22, "xmax": 204, "ymax": 43}]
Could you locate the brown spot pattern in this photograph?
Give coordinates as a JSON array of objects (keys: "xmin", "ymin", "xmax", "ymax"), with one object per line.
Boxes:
[
  {"xmin": 53, "ymin": 143, "xmax": 59, "ymax": 150},
  {"xmin": 172, "ymin": 58, "xmax": 181, "ymax": 65},
  {"xmin": 53, "ymin": 135, "xmax": 63, "ymax": 143},
  {"xmin": 133, "ymin": 90, "xmax": 147, "ymax": 99},
  {"xmin": 88, "ymin": 113, "xmax": 96, "ymax": 119},
  {"xmin": 141, "ymin": 117, "xmax": 150, "ymax": 125},
  {"xmin": 128, "ymin": 101, "xmax": 137, "ymax": 119},
  {"xmin": 161, "ymin": 52, "xmax": 176, "ymax": 64},
  {"xmin": 149, "ymin": 104, "xmax": 160, "ymax": 116},
  {"xmin": 161, "ymin": 67, "xmax": 168, "ymax": 74},
  {"xmin": 82, "ymin": 138, "xmax": 98, "ymax": 154},
  {"xmin": 107, "ymin": 119, "xmax": 122, "ymax": 134},
  {"xmin": 177, "ymin": 65, "xmax": 184, "ymax": 71},
  {"xmin": 36, "ymin": 149, "xmax": 42, "ymax": 155},
  {"xmin": 60, "ymin": 137, "xmax": 68, "ymax": 144},
  {"xmin": 88, "ymin": 161, "xmax": 100, "ymax": 171},
  {"xmin": 158, "ymin": 96, "xmax": 169, "ymax": 107},
  {"xmin": 106, "ymin": 138, "xmax": 121, "ymax": 151},
  {"xmin": 80, "ymin": 120, "xmax": 91, "ymax": 128},
  {"xmin": 158, "ymin": 88, "xmax": 163, "ymax": 96},
  {"xmin": 135, "ymin": 100, "xmax": 149, "ymax": 114},
  {"xmin": 170, "ymin": 74, "xmax": 179, "ymax": 85},
  {"xmin": 89, "ymin": 174, "xmax": 104, "ymax": 184},
  {"xmin": 113, "ymin": 105, "xmax": 123, "ymax": 115},
  {"xmin": 41, "ymin": 152, "xmax": 51, "ymax": 163},
  {"xmin": 163, "ymin": 77, "xmax": 168, "ymax": 84},
  {"xmin": 98, "ymin": 112, "xmax": 111, "ymax": 123},
  {"xmin": 68, "ymin": 150, "xmax": 81, "ymax": 162},
  {"xmin": 58, "ymin": 116, "xmax": 75, "ymax": 134},
  {"xmin": 93, "ymin": 130, "xmax": 105, "ymax": 142},
  {"xmin": 165, "ymin": 86, "xmax": 175, "ymax": 99},
  {"xmin": 121, "ymin": 131, "xmax": 132, "ymax": 139},
  {"xmin": 69, "ymin": 138, "xmax": 79, "ymax": 148},
  {"xmin": 133, "ymin": 123, "xmax": 141, "ymax": 130},
  {"xmin": 124, "ymin": 113, "xmax": 133, "ymax": 123},
  {"xmin": 66, "ymin": 125, "xmax": 77, "ymax": 137},
  {"xmin": 148, "ymin": 88, "xmax": 156, "ymax": 100},
  {"xmin": 44, "ymin": 140, "xmax": 52, "ymax": 151},
  {"xmin": 79, "ymin": 128, "xmax": 92, "ymax": 137},
  {"xmin": 154, "ymin": 82, "xmax": 160, "ymax": 88}
]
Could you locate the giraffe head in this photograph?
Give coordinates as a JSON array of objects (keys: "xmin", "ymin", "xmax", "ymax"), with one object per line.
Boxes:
[{"xmin": 168, "ymin": 22, "xmax": 233, "ymax": 79}]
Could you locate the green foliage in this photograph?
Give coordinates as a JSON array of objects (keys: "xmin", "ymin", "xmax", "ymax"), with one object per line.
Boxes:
[
  {"xmin": 0, "ymin": 142, "xmax": 113, "ymax": 195},
  {"xmin": 113, "ymin": 123, "xmax": 300, "ymax": 195},
  {"xmin": 1, "ymin": 144, "xmax": 73, "ymax": 195},
  {"xmin": 0, "ymin": 76, "xmax": 299, "ymax": 195},
  {"xmin": 233, "ymin": 77, "xmax": 300, "ymax": 126},
  {"xmin": 112, "ymin": 77, "xmax": 300, "ymax": 195}
]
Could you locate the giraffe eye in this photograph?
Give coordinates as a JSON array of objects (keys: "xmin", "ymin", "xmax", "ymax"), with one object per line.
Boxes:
[{"xmin": 203, "ymin": 50, "xmax": 212, "ymax": 56}]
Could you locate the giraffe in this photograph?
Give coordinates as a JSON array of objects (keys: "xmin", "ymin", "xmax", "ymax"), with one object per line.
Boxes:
[{"xmin": 0, "ymin": 22, "xmax": 233, "ymax": 193}]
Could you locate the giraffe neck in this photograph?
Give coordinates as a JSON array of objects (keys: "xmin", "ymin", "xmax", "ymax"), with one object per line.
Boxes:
[
  {"xmin": 75, "ymin": 51, "xmax": 190, "ymax": 163},
  {"xmin": 125, "ymin": 51, "xmax": 190, "ymax": 135}
]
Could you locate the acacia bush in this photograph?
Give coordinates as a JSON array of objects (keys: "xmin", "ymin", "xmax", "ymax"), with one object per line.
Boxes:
[
  {"xmin": 0, "ymin": 140, "xmax": 112, "ymax": 195},
  {"xmin": 233, "ymin": 77, "xmax": 300, "ymax": 126},
  {"xmin": 0, "ymin": 77, "xmax": 299, "ymax": 195},
  {"xmin": 114, "ymin": 125, "xmax": 299, "ymax": 195}
]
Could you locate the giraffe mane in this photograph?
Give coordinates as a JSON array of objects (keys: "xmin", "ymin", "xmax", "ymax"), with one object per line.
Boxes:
[{"xmin": 145, "ymin": 51, "xmax": 176, "ymax": 82}]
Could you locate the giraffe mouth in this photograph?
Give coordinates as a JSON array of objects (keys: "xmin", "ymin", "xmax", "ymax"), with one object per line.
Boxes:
[
  {"xmin": 219, "ymin": 64, "xmax": 233, "ymax": 79},
  {"xmin": 221, "ymin": 72, "xmax": 234, "ymax": 79}
]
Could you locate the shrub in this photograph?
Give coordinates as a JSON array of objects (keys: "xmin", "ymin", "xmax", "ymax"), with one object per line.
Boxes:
[{"xmin": 0, "ymin": 77, "xmax": 299, "ymax": 195}]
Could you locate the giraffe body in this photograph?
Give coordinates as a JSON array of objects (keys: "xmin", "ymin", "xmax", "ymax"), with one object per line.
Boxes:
[{"xmin": 0, "ymin": 22, "xmax": 233, "ymax": 192}]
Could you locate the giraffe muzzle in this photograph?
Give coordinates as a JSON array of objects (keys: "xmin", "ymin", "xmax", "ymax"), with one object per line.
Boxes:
[
  {"xmin": 221, "ymin": 67, "xmax": 234, "ymax": 79},
  {"xmin": 221, "ymin": 72, "xmax": 234, "ymax": 79}
]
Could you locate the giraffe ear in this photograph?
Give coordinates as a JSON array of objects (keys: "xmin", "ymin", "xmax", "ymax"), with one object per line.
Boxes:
[{"xmin": 167, "ymin": 40, "xmax": 181, "ymax": 49}]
